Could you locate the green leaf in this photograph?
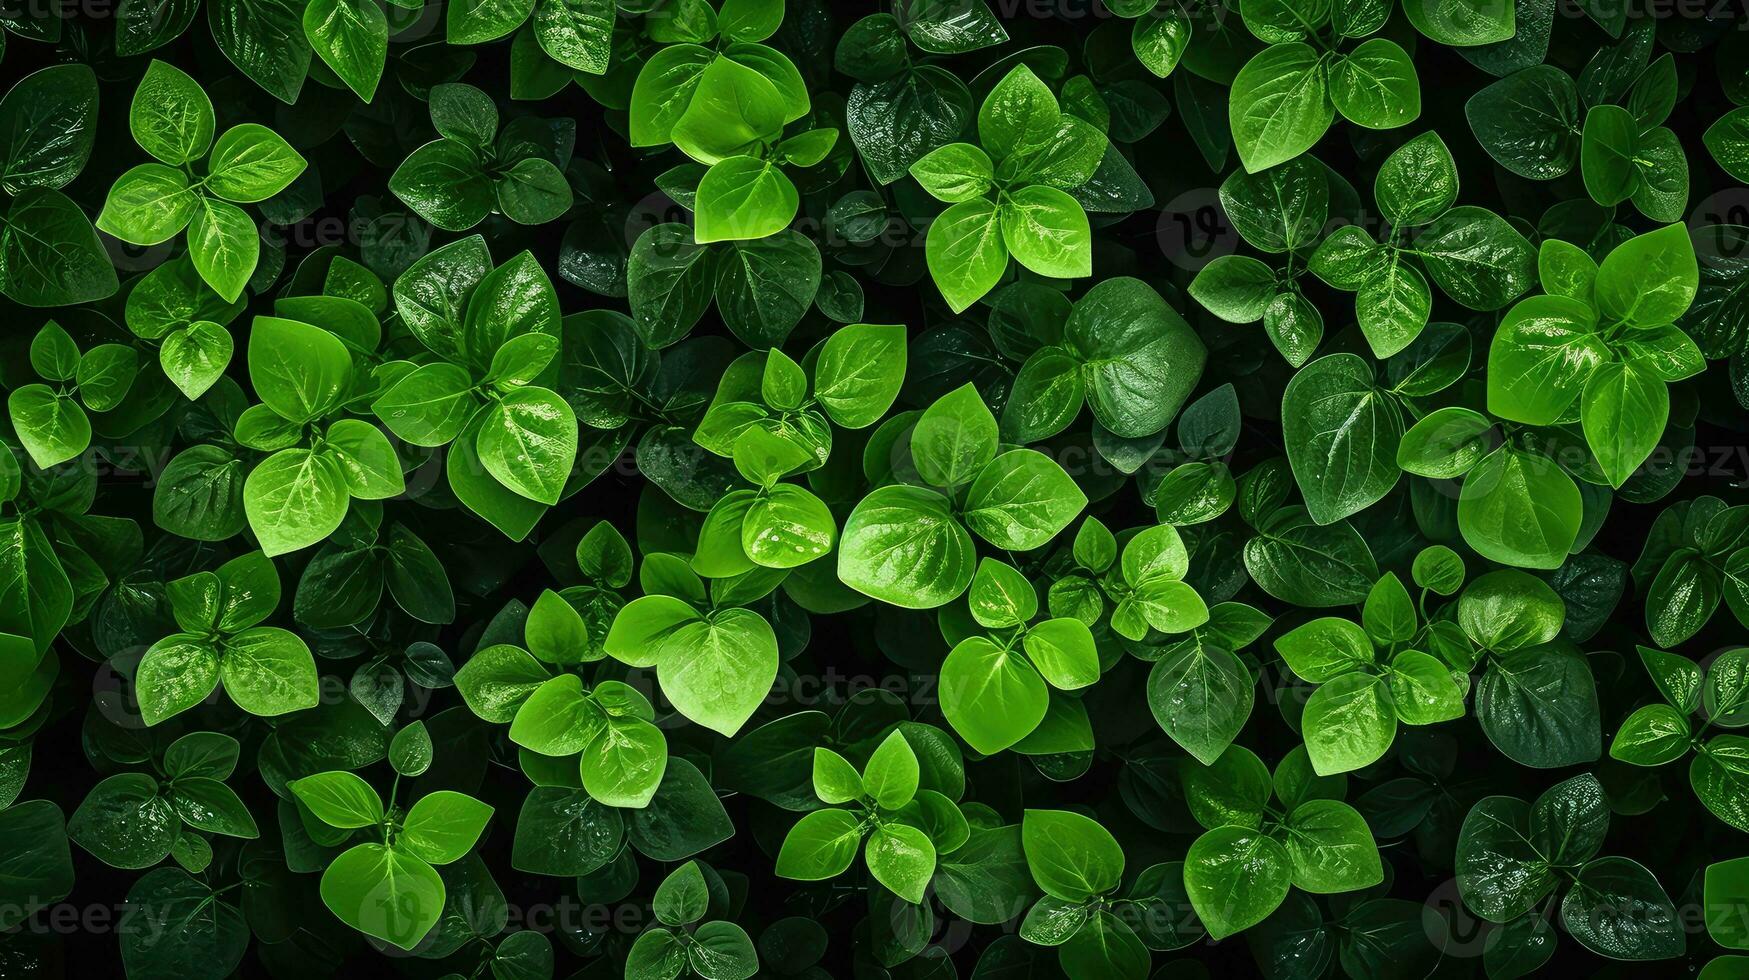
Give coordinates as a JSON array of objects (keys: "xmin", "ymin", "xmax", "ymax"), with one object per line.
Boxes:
[
  {"xmin": 1595, "ymin": 223, "xmax": 1697, "ymax": 328},
  {"xmin": 319, "ymin": 843, "xmax": 445, "ymax": 950},
  {"xmin": 1, "ymin": 188, "xmax": 118, "ymax": 306},
  {"xmin": 1581, "ymin": 360, "xmax": 1669, "ymax": 488},
  {"xmin": 1229, "ymin": 43, "xmax": 1332, "ymax": 173},
  {"xmin": 925, "ymin": 197, "xmax": 1007, "ymax": 313},
  {"xmin": 400, "ymin": 790, "xmax": 493, "ymax": 865},
  {"xmin": 1329, "ymin": 39, "xmax": 1420, "ymax": 129},
  {"xmin": 1476, "ymin": 645, "xmax": 1601, "ymax": 767},
  {"xmin": 903, "ymin": 0, "xmax": 1006, "ymax": 53},
  {"xmin": 743, "ymin": 485, "xmax": 835, "ymax": 568},
  {"xmin": 605, "ymin": 595, "xmax": 699, "ymax": 669},
  {"xmin": 670, "ymin": 55, "xmax": 789, "ymax": 163},
  {"xmin": 1457, "ymin": 448, "xmax": 1582, "ymax": 570},
  {"xmin": 1189, "ymin": 255, "xmax": 1277, "ymax": 324},
  {"xmin": 862, "ymin": 729, "xmax": 921, "ymax": 809},
  {"xmin": 130, "ymin": 60, "xmax": 214, "ymax": 165},
  {"xmin": 248, "ymin": 316, "xmax": 353, "ymax": 423},
  {"xmin": 1301, "ymin": 672, "xmax": 1396, "ymax": 775},
  {"xmin": 135, "ymin": 635, "xmax": 220, "ymax": 726},
  {"xmin": 209, "ymin": 0, "xmax": 312, "ymax": 104},
  {"xmin": 524, "ymin": 589, "xmax": 588, "ymax": 665},
  {"xmin": 496, "ymin": 157, "xmax": 573, "ymax": 225},
  {"xmin": 534, "ymin": 0, "xmax": 614, "ymax": 73},
  {"xmin": 371, "ymin": 362, "xmax": 475, "ymax": 447},
  {"xmin": 447, "ymin": 0, "xmax": 535, "ymax": 44},
  {"xmin": 164, "ymin": 733, "xmax": 241, "ymax": 781},
  {"xmin": 775, "ymin": 808, "xmax": 863, "ymax": 880},
  {"xmin": 1071, "ymin": 517, "xmax": 1117, "ymax": 573},
  {"xmin": 476, "ymin": 386, "xmax": 578, "ymax": 505},
  {"xmin": 1274, "ymin": 617, "xmax": 1373, "ymax": 683},
  {"xmin": 1456, "ymin": 796, "xmax": 1553, "ymax": 921},
  {"xmin": 1397, "ymin": 406, "xmax": 1493, "ymax": 479},
  {"xmin": 653, "ymin": 861, "xmax": 709, "ymax": 927},
  {"xmin": 1465, "ymin": 65, "xmax": 1580, "ymax": 180},
  {"xmin": 1538, "ymin": 238, "xmax": 1598, "ymax": 303},
  {"xmin": 222, "ymin": 627, "xmax": 319, "ymax": 716},
  {"xmin": 1403, "ymin": 0, "xmax": 1515, "ymax": 45},
  {"xmin": 1364, "ymin": 573, "xmax": 1416, "ymax": 643},
  {"xmin": 1132, "ymin": 7, "xmax": 1191, "ymax": 77},
  {"xmin": 187, "ymin": 198, "xmax": 259, "ymax": 303},
  {"xmin": 0, "ymin": 64, "xmax": 99, "ymax": 192},
  {"xmin": 940, "ymin": 635, "xmax": 1048, "ymax": 754},
  {"xmin": 1183, "ymin": 826, "xmax": 1293, "ymax": 940},
  {"xmin": 909, "ymin": 142, "xmax": 994, "ymax": 203},
  {"xmin": 1387, "ymin": 650, "xmax": 1467, "ymax": 724},
  {"xmin": 8, "ymin": 385, "xmax": 89, "ymax": 470},
  {"xmin": 689, "ymin": 920, "xmax": 760, "ymax": 980},
  {"xmin": 1220, "ymin": 156, "xmax": 1328, "ymax": 254},
  {"xmin": 98, "ymin": 163, "xmax": 197, "ymax": 245},
  {"xmin": 509, "ymin": 675, "xmax": 599, "ymax": 756},
  {"xmin": 694, "ymin": 156, "xmax": 798, "ymax": 243},
  {"xmin": 1354, "ymin": 251, "xmax": 1433, "ymax": 358},
  {"xmin": 715, "ymin": 231, "xmax": 820, "ymax": 348},
  {"xmin": 969, "ymin": 558, "xmax": 1039, "ymax": 629},
  {"xmin": 1631, "ymin": 128, "xmax": 1688, "ymax": 223},
  {"xmin": 811, "ymin": 747, "xmax": 863, "ymax": 805},
  {"xmin": 630, "ymin": 44, "xmax": 716, "ymax": 147},
  {"xmin": 244, "ymin": 448, "xmax": 349, "ymax": 556},
  {"xmin": 1283, "ymin": 353, "xmax": 1401, "ymax": 525},
  {"xmin": 160, "ymin": 320, "xmax": 234, "ymax": 401},
  {"xmin": 1706, "ymin": 106, "xmax": 1749, "ymax": 182},
  {"xmin": 847, "ymin": 64, "xmax": 975, "ymax": 184},
  {"xmin": 813, "ymin": 323, "xmax": 906, "ymax": 429},
  {"xmin": 865, "ymin": 823, "xmax": 936, "ymax": 904},
  {"xmin": 978, "ymin": 64, "xmax": 1060, "ymax": 162},
  {"xmin": 511, "ymin": 786, "xmax": 621, "ymax": 876},
  {"xmin": 1581, "ymin": 103, "xmax": 1639, "ymax": 206},
  {"xmin": 70, "ymin": 773, "xmax": 178, "ymax": 869},
  {"xmin": 1375, "ymin": 132, "xmax": 1457, "ymax": 227},
  {"xmin": 1706, "ymin": 856, "xmax": 1749, "ymax": 950},
  {"xmin": 77, "ymin": 343, "xmax": 145, "ymax": 411},
  {"xmin": 1459, "ymin": 569, "xmax": 1565, "ymax": 654},
  {"xmin": 999, "ymin": 185, "xmax": 1091, "ymax": 279},
  {"xmin": 205, "ymin": 124, "xmax": 306, "ymax": 203},
  {"xmin": 964, "ymin": 449, "xmax": 1087, "ymax": 551},
  {"xmin": 1610, "ymin": 703, "xmax": 1691, "ymax": 766},
  {"xmin": 290, "ymin": 770, "xmax": 384, "ymax": 829},
  {"xmin": 1147, "ymin": 643, "xmax": 1253, "ymax": 766},
  {"xmin": 583, "ymin": 715, "xmax": 668, "ymax": 808},
  {"xmin": 1415, "ymin": 206, "xmax": 1536, "ymax": 312},
  {"xmin": 656, "ymin": 608, "xmax": 777, "ymax": 736},
  {"xmin": 119, "ymin": 867, "xmax": 247, "ymax": 978},
  {"xmin": 1560, "ymin": 857, "xmax": 1685, "ymax": 960},
  {"xmin": 1486, "ymin": 295, "xmax": 1605, "ymax": 425},
  {"xmin": 627, "ymin": 928, "xmax": 687, "ymax": 980},
  {"xmin": 390, "ymin": 721, "xmax": 434, "ymax": 777},
  {"xmin": 912, "ymin": 383, "xmax": 998, "ymax": 489},
  {"xmin": 1023, "ymin": 618, "xmax": 1100, "ymax": 690},
  {"xmin": 1021, "ymin": 808, "xmax": 1124, "ymax": 903},
  {"xmin": 1281, "ymin": 800, "xmax": 1383, "ymax": 892},
  {"xmin": 1694, "ymin": 735, "xmax": 1749, "ymax": 832},
  {"xmin": 1059, "ymin": 910, "xmax": 1150, "ymax": 980},
  {"xmin": 1243, "ymin": 507, "xmax": 1379, "ymax": 607},
  {"xmin": 391, "ymin": 139, "xmax": 494, "ymax": 232},
  {"xmin": 153, "ymin": 444, "xmax": 248, "ymax": 541},
  {"xmin": 1066, "ymin": 276, "xmax": 1207, "ymax": 439},
  {"xmin": 304, "ymin": 0, "xmax": 388, "ymax": 100}
]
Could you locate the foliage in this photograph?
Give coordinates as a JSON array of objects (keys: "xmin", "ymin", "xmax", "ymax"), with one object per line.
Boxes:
[{"xmin": 0, "ymin": 1, "xmax": 1746, "ymax": 978}]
